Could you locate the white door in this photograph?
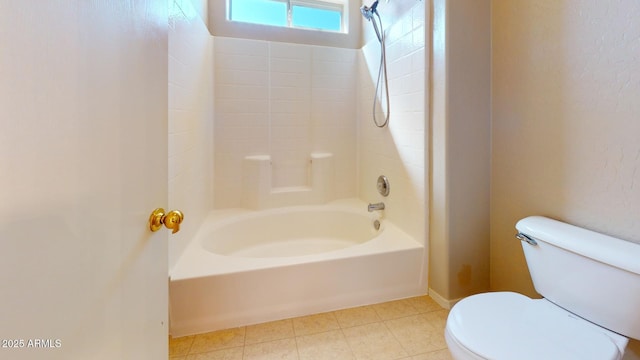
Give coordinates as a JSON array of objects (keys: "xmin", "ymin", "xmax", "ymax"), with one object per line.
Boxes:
[{"xmin": 0, "ymin": 1, "xmax": 168, "ymax": 359}]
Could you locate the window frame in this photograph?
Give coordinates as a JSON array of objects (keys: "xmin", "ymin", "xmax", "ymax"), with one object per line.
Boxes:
[{"xmin": 228, "ymin": 0, "xmax": 346, "ymax": 33}]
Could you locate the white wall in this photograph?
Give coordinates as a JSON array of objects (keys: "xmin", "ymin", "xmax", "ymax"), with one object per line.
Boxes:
[
  {"xmin": 188, "ymin": 0, "xmax": 208, "ymax": 26},
  {"xmin": 168, "ymin": 0, "xmax": 215, "ymax": 269},
  {"xmin": 359, "ymin": 1, "xmax": 427, "ymax": 245},
  {"xmin": 213, "ymin": 38, "xmax": 358, "ymax": 208}
]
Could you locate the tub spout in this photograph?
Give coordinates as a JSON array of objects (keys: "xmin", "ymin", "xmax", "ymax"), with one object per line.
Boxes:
[{"xmin": 368, "ymin": 202, "xmax": 385, "ymax": 212}]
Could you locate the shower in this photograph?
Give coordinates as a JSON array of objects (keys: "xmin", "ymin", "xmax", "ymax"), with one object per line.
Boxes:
[{"xmin": 361, "ymin": 0, "xmax": 389, "ymax": 128}]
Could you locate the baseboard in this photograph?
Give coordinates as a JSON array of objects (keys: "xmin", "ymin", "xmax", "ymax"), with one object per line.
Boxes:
[{"xmin": 428, "ymin": 288, "xmax": 463, "ymax": 309}]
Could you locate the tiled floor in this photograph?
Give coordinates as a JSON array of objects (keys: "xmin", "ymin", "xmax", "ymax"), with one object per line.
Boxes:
[{"xmin": 169, "ymin": 295, "xmax": 453, "ymax": 360}]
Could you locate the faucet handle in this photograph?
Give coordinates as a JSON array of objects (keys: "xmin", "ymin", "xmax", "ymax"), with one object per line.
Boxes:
[{"xmin": 367, "ymin": 202, "xmax": 385, "ymax": 212}]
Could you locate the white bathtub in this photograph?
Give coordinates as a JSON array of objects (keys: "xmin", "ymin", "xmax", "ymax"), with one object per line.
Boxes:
[{"xmin": 169, "ymin": 199, "xmax": 426, "ymax": 336}]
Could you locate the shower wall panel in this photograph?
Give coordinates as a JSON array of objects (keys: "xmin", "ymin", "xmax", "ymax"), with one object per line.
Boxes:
[
  {"xmin": 214, "ymin": 38, "xmax": 358, "ymax": 208},
  {"xmin": 358, "ymin": 1, "xmax": 427, "ymax": 245},
  {"xmin": 168, "ymin": 0, "xmax": 215, "ymax": 269}
]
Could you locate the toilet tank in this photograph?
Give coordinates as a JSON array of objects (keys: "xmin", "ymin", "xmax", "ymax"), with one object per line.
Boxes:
[{"xmin": 516, "ymin": 216, "xmax": 640, "ymax": 340}]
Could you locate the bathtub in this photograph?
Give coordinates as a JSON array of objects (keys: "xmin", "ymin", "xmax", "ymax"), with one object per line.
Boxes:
[{"xmin": 169, "ymin": 198, "xmax": 426, "ymax": 336}]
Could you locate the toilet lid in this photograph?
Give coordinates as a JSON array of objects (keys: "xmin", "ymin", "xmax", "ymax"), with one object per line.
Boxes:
[{"xmin": 447, "ymin": 292, "xmax": 622, "ymax": 360}]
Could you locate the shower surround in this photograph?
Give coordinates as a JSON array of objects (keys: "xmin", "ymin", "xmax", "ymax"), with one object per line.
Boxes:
[
  {"xmin": 212, "ymin": 0, "xmax": 426, "ymax": 243},
  {"xmin": 168, "ymin": 0, "xmax": 428, "ymax": 335}
]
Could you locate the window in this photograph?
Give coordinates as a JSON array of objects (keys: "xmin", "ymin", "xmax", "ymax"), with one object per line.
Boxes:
[{"xmin": 229, "ymin": 0, "xmax": 345, "ymax": 33}]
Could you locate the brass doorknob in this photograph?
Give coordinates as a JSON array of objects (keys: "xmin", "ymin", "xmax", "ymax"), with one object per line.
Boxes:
[{"xmin": 149, "ymin": 208, "xmax": 184, "ymax": 234}]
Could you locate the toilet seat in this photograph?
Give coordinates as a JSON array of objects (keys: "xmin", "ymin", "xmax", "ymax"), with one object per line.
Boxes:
[{"xmin": 445, "ymin": 292, "xmax": 626, "ymax": 360}]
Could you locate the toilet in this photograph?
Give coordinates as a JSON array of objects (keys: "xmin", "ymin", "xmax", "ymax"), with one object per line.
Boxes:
[{"xmin": 445, "ymin": 216, "xmax": 640, "ymax": 360}]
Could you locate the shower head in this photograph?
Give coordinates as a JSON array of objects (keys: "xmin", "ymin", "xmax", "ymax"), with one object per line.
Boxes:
[
  {"xmin": 361, "ymin": 0, "xmax": 384, "ymax": 43},
  {"xmin": 360, "ymin": 0, "xmax": 379, "ymax": 21}
]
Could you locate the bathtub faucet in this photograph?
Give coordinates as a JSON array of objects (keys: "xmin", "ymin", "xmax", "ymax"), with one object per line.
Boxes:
[{"xmin": 368, "ymin": 202, "xmax": 385, "ymax": 212}]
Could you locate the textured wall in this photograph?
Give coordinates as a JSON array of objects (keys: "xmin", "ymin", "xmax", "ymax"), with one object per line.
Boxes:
[
  {"xmin": 491, "ymin": 0, "xmax": 640, "ymax": 295},
  {"xmin": 429, "ymin": 0, "xmax": 491, "ymax": 305}
]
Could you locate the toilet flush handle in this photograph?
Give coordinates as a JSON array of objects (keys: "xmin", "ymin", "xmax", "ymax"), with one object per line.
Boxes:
[{"xmin": 516, "ymin": 232, "xmax": 537, "ymax": 246}]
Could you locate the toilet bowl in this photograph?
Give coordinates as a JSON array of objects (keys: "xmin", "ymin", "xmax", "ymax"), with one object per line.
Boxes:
[
  {"xmin": 444, "ymin": 216, "xmax": 640, "ymax": 360},
  {"xmin": 445, "ymin": 292, "xmax": 628, "ymax": 360}
]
